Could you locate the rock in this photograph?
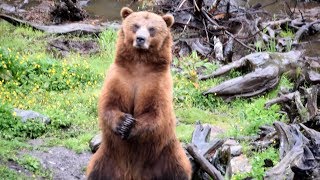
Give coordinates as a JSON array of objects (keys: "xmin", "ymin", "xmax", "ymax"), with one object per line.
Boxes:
[
  {"xmin": 230, "ymin": 155, "xmax": 252, "ymax": 174},
  {"xmin": 230, "ymin": 145, "xmax": 242, "ymax": 157},
  {"xmin": 0, "ymin": 3, "xmax": 16, "ymax": 13},
  {"xmin": 13, "ymin": 108, "xmax": 51, "ymax": 124},
  {"xmin": 89, "ymin": 133, "xmax": 102, "ymax": 153},
  {"xmin": 223, "ymin": 139, "xmax": 239, "ymax": 146},
  {"xmin": 222, "ymin": 139, "xmax": 242, "ymax": 156},
  {"xmin": 209, "ymin": 125, "xmax": 225, "ymax": 140},
  {"xmin": 201, "ymin": 123, "xmax": 225, "ymax": 140},
  {"xmin": 79, "ymin": 0, "xmax": 90, "ymax": 7}
]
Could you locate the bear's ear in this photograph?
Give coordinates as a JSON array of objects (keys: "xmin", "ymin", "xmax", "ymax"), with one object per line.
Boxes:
[
  {"xmin": 121, "ymin": 7, "xmax": 133, "ymax": 19},
  {"xmin": 162, "ymin": 14, "xmax": 174, "ymax": 28}
]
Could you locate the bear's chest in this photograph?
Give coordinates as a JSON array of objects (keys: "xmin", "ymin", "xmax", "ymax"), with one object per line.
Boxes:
[{"xmin": 116, "ymin": 64, "xmax": 163, "ymax": 113}]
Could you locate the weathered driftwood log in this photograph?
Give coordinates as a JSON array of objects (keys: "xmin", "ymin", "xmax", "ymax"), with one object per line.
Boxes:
[
  {"xmin": 0, "ymin": 14, "xmax": 120, "ymax": 35},
  {"xmin": 265, "ymin": 121, "xmax": 320, "ymax": 179},
  {"xmin": 265, "ymin": 85, "xmax": 320, "ymax": 124},
  {"xmin": 204, "ymin": 65, "xmax": 280, "ymax": 99},
  {"xmin": 212, "ymin": 145, "xmax": 232, "ymax": 179},
  {"xmin": 293, "ymin": 20, "xmax": 320, "ymax": 46},
  {"xmin": 186, "ymin": 144, "xmax": 224, "ymax": 180},
  {"xmin": 200, "ymin": 51, "xmax": 302, "ymax": 99},
  {"xmin": 264, "ymin": 92, "xmax": 295, "ymax": 109},
  {"xmin": 251, "ymin": 125, "xmax": 278, "ymax": 151},
  {"xmin": 191, "ymin": 122, "xmax": 224, "ymax": 158},
  {"xmin": 265, "ymin": 122, "xmax": 304, "ymax": 180},
  {"xmin": 200, "ymin": 51, "xmax": 302, "ymax": 80}
]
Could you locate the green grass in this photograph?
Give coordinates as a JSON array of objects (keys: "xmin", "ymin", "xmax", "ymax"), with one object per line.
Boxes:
[
  {"xmin": 0, "ymin": 139, "xmax": 30, "ymax": 161},
  {"xmin": 0, "ymin": 165, "xmax": 28, "ymax": 180},
  {"xmin": 0, "ymin": 20, "xmax": 291, "ymax": 179},
  {"xmin": 232, "ymin": 147, "xmax": 280, "ymax": 180},
  {"xmin": 255, "ymin": 22, "xmax": 294, "ymax": 52},
  {"xmin": 16, "ymin": 154, "xmax": 52, "ymax": 178}
]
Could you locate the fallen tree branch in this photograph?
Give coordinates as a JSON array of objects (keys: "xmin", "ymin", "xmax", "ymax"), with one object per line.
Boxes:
[
  {"xmin": 265, "ymin": 92, "xmax": 295, "ymax": 109},
  {"xmin": 186, "ymin": 144, "xmax": 224, "ymax": 180},
  {"xmin": 293, "ymin": 20, "xmax": 320, "ymax": 45},
  {"xmin": 0, "ymin": 14, "xmax": 120, "ymax": 35},
  {"xmin": 225, "ymin": 31, "xmax": 257, "ymax": 52}
]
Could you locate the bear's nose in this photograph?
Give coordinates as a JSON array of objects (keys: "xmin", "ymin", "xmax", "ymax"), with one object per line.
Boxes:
[{"xmin": 136, "ymin": 36, "xmax": 146, "ymax": 46}]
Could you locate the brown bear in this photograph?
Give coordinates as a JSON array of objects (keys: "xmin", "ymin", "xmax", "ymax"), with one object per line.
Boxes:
[{"xmin": 86, "ymin": 7, "xmax": 192, "ymax": 180}]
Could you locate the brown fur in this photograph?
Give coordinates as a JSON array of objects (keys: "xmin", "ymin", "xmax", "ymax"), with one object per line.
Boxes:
[{"xmin": 86, "ymin": 7, "xmax": 192, "ymax": 180}]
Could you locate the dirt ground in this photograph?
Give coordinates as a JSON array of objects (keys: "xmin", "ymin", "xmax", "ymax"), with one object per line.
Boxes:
[{"xmin": 20, "ymin": 139, "xmax": 92, "ymax": 179}]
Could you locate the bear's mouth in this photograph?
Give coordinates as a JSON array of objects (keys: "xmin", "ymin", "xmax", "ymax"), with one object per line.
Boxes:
[{"xmin": 133, "ymin": 43, "xmax": 149, "ymax": 50}]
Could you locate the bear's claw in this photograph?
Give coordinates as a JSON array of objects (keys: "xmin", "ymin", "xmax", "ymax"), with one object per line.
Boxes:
[{"xmin": 116, "ymin": 113, "xmax": 135, "ymax": 140}]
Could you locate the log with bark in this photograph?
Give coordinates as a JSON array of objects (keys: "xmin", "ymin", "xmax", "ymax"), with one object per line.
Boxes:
[
  {"xmin": 199, "ymin": 51, "xmax": 302, "ymax": 100},
  {"xmin": 0, "ymin": 14, "xmax": 120, "ymax": 35},
  {"xmin": 155, "ymin": 0, "xmax": 320, "ymax": 69},
  {"xmin": 265, "ymin": 85, "xmax": 320, "ymax": 126},
  {"xmin": 265, "ymin": 121, "xmax": 320, "ymax": 179},
  {"xmin": 186, "ymin": 144, "xmax": 224, "ymax": 180}
]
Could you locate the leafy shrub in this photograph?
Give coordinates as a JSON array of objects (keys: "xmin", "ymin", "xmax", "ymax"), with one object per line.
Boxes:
[
  {"xmin": 0, "ymin": 166, "xmax": 25, "ymax": 180},
  {"xmin": 0, "ymin": 102, "xmax": 47, "ymax": 139},
  {"xmin": 0, "ymin": 47, "xmax": 102, "ymax": 92},
  {"xmin": 18, "ymin": 155, "xmax": 41, "ymax": 172},
  {"xmin": 16, "ymin": 155, "xmax": 52, "ymax": 178}
]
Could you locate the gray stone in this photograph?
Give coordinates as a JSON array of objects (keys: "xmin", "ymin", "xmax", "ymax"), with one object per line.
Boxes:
[
  {"xmin": 222, "ymin": 140, "xmax": 242, "ymax": 156},
  {"xmin": 89, "ymin": 133, "xmax": 102, "ymax": 153},
  {"xmin": 201, "ymin": 123, "xmax": 225, "ymax": 140},
  {"xmin": 223, "ymin": 139, "xmax": 239, "ymax": 146},
  {"xmin": 230, "ymin": 145, "xmax": 242, "ymax": 156},
  {"xmin": 230, "ymin": 155, "xmax": 252, "ymax": 174},
  {"xmin": 14, "ymin": 108, "xmax": 51, "ymax": 124}
]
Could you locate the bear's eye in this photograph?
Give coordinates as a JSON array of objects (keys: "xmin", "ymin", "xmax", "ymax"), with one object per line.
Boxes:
[
  {"xmin": 132, "ymin": 24, "xmax": 140, "ymax": 32},
  {"xmin": 149, "ymin": 27, "xmax": 156, "ymax": 36}
]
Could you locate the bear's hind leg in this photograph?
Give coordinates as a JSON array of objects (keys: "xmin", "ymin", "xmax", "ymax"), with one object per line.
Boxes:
[
  {"xmin": 87, "ymin": 147, "xmax": 119, "ymax": 180},
  {"xmin": 148, "ymin": 142, "xmax": 192, "ymax": 180}
]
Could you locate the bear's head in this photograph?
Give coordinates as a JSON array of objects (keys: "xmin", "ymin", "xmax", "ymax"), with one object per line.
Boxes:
[{"xmin": 120, "ymin": 7, "xmax": 174, "ymax": 51}]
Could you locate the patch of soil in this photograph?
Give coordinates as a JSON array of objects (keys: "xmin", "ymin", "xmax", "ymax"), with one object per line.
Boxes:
[
  {"xmin": 20, "ymin": 139, "xmax": 92, "ymax": 180},
  {"xmin": 5, "ymin": 160, "xmax": 33, "ymax": 177},
  {"xmin": 48, "ymin": 38, "xmax": 100, "ymax": 57},
  {"xmin": 20, "ymin": 0, "xmax": 55, "ymax": 25},
  {"xmin": 0, "ymin": 0, "xmax": 92, "ymax": 25}
]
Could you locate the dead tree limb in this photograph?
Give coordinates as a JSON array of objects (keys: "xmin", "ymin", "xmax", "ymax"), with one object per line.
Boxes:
[
  {"xmin": 0, "ymin": 14, "xmax": 119, "ymax": 35},
  {"xmin": 225, "ymin": 31, "xmax": 257, "ymax": 52},
  {"xmin": 293, "ymin": 20, "xmax": 320, "ymax": 45},
  {"xmin": 265, "ymin": 92, "xmax": 295, "ymax": 109},
  {"xmin": 203, "ymin": 65, "xmax": 280, "ymax": 99},
  {"xmin": 186, "ymin": 144, "xmax": 224, "ymax": 180}
]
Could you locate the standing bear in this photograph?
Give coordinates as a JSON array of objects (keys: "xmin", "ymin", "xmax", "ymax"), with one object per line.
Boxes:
[{"xmin": 86, "ymin": 7, "xmax": 192, "ymax": 180}]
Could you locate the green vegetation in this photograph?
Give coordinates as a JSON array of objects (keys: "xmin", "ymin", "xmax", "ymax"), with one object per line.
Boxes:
[
  {"xmin": 255, "ymin": 23, "xmax": 294, "ymax": 52},
  {"xmin": 233, "ymin": 147, "xmax": 280, "ymax": 180},
  {"xmin": 0, "ymin": 166, "xmax": 28, "ymax": 180},
  {"xmin": 17, "ymin": 154, "xmax": 52, "ymax": 178},
  {"xmin": 0, "ymin": 102, "xmax": 47, "ymax": 139},
  {"xmin": 0, "ymin": 20, "xmax": 290, "ymax": 179}
]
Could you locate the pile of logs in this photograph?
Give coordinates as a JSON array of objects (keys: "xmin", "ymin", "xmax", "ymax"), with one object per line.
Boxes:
[
  {"xmin": 156, "ymin": 0, "xmax": 319, "ymax": 60},
  {"xmin": 188, "ymin": 88, "xmax": 320, "ymax": 179}
]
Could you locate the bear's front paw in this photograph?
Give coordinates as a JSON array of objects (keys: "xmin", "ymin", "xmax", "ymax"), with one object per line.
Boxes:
[{"xmin": 116, "ymin": 113, "xmax": 135, "ymax": 140}]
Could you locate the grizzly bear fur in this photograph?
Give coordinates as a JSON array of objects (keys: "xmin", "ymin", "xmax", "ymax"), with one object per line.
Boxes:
[{"xmin": 86, "ymin": 7, "xmax": 192, "ymax": 180}]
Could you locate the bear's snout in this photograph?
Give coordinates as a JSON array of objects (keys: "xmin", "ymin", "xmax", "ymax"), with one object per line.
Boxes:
[
  {"xmin": 136, "ymin": 36, "xmax": 146, "ymax": 46},
  {"xmin": 133, "ymin": 27, "xmax": 150, "ymax": 50}
]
